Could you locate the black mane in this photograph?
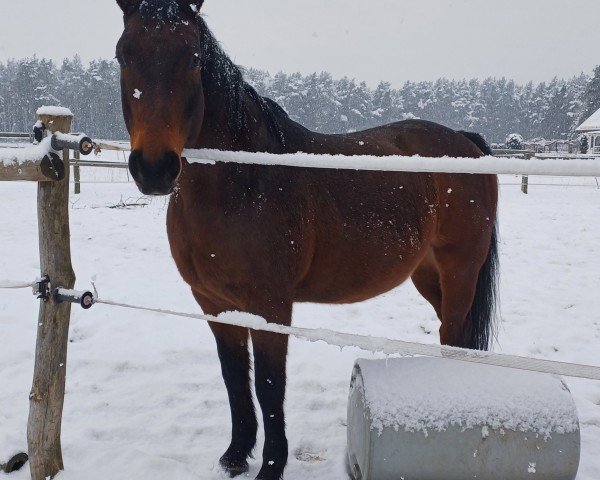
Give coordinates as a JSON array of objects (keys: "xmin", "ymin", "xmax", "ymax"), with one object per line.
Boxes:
[{"xmin": 196, "ymin": 16, "xmax": 287, "ymax": 147}]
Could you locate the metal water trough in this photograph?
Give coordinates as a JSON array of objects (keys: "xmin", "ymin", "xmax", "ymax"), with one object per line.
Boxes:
[{"xmin": 347, "ymin": 357, "xmax": 580, "ymax": 480}]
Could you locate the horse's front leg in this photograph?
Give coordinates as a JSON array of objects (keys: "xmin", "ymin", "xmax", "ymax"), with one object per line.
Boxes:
[
  {"xmin": 248, "ymin": 300, "xmax": 292, "ymax": 480},
  {"xmin": 194, "ymin": 293, "xmax": 258, "ymax": 477}
]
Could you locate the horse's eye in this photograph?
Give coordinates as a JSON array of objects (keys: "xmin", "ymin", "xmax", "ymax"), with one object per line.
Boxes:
[{"xmin": 189, "ymin": 53, "xmax": 201, "ymax": 69}]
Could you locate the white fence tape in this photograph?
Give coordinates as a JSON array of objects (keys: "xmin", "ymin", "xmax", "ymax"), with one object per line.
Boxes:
[
  {"xmin": 96, "ymin": 297, "xmax": 600, "ymax": 381},
  {"xmin": 0, "ymin": 280, "xmax": 35, "ymax": 289},
  {"xmin": 3, "ymin": 276, "xmax": 599, "ymax": 380},
  {"xmin": 95, "ymin": 140, "xmax": 600, "ymax": 178},
  {"xmin": 182, "ymin": 149, "xmax": 600, "ymax": 177}
]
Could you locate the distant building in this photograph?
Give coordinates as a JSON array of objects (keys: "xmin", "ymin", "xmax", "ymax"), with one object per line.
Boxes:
[
  {"xmin": 522, "ymin": 139, "xmax": 577, "ymax": 154},
  {"xmin": 576, "ymin": 108, "xmax": 600, "ymax": 155}
]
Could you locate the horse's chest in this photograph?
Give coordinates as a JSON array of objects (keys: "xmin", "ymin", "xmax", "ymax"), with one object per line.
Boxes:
[
  {"xmin": 166, "ymin": 193, "xmax": 309, "ymax": 305},
  {"xmin": 167, "ymin": 206, "xmax": 239, "ymax": 292}
]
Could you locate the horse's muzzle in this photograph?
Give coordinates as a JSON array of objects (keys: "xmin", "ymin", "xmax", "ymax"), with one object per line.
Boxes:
[{"xmin": 129, "ymin": 149, "xmax": 181, "ymax": 196}]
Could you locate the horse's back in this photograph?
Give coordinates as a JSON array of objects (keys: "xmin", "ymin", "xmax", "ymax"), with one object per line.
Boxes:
[{"xmin": 342, "ymin": 119, "xmax": 486, "ymax": 158}]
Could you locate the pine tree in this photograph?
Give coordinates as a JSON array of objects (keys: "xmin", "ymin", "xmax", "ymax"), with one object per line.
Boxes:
[
  {"xmin": 0, "ymin": 55, "xmax": 595, "ymax": 143},
  {"xmin": 579, "ymin": 66, "xmax": 600, "ymax": 125},
  {"xmin": 542, "ymin": 84, "xmax": 572, "ymax": 139},
  {"xmin": 372, "ymin": 81, "xmax": 394, "ymax": 126},
  {"xmin": 567, "ymin": 73, "xmax": 589, "ymax": 133}
]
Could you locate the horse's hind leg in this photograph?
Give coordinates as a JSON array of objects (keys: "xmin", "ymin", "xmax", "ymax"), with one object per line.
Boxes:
[
  {"xmin": 411, "ymin": 249, "xmax": 442, "ymax": 320},
  {"xmin": 193, "ymin": 292, "xmax": 257, "ymax": 477},
  {"xmin": 433, "ymin": 244, "xmax": 487, "ymax": 349}
]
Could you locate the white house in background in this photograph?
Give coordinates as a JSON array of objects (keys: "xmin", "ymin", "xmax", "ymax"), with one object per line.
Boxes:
[{"xmin": 576, "ymin": 107, "xmax": 600, "ymax": 154}]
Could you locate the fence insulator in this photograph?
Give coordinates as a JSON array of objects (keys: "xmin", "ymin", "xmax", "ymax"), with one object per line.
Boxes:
[
  {"xmin": 33, "ymin": 276, "xmax": 51, "ymax": 301},
  {"xmin": 32, "ymin": 121, "xmax": 45, "ymax": 144},
  {"xmin": 42, "ymin": 152, "xmax": 65, "ymax": 181},
  {"xmin": 51, "ymin": 133, "xmax": 93, "ymax": 156},
  {"xmin": 54, "ymin": 288, "xmax": 95, "ymax": 309}
]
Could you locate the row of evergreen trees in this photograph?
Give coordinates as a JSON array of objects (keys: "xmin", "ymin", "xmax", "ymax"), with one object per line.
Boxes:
[{"xmin": 1, "ymin": 55, "xmax": 600, "ymax": 143}]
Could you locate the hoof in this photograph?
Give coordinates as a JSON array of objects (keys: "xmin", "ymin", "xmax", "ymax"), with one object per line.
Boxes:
[
  {"xmin": 2, "ymin": 452, "xmax": 29, "ymax": 473},
  {"xmin": 219, "ymin": 454, "xmax": 249, "ymax": 478}
]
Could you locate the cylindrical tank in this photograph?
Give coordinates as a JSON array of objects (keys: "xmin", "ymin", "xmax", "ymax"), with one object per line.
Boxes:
[{"xmin": 347, "ymin": 357, "xmax": 580, "ymax": 480}]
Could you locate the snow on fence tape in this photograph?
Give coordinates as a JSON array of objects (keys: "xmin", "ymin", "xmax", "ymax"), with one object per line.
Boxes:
[
  {"xmin": 95, "ymin": 141, "xmax": 600, "ymax": 177},
  {"xmin": 95, "ymin": 296, "xmax": 600, "ymax": 381},
  {"xmin": 183, "ymin": 149, "xmax": 600, "ymax": 177},
  {"xmin": 0, "ymin": 280, "xmax": 36, "ymax": 289}
]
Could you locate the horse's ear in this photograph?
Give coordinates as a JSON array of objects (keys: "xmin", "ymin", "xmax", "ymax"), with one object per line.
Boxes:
[
  {"xmin": 180, "ymin": 1, "xmax": 204, "ymax": 14},
  {"xmin": 116, "ymin": 0, "xmax": 139, "ymax": 15}
]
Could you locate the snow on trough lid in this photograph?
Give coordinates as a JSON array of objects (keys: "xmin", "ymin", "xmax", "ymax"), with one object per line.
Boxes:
[
  {"xmin": 36, "ymin": 106, "xmax": 73, "ymax": 117},
  {"xmin": 356, "ymin": 357, "xmax": 579, "ymax": 437}
]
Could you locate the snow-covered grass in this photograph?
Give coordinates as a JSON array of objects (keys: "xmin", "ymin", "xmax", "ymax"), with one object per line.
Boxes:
[{"xmin": 1, "ymin": 157, "xmax": 600, "ymax": 479}]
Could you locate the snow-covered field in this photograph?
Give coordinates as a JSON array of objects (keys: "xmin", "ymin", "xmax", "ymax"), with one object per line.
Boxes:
[{"xmin": 1, "ymin": 157, "xmax": 600, "ymax": 479}]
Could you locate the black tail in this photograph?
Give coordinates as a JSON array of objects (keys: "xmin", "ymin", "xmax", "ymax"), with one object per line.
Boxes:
[
  {"xmin": 459, "ymin": 130, "xmax": 498, "ymax": 349},
  {"xmin": 459, "ymin": 130, "xmax": 493, "ymax": 156},
  {"xmin": 468, "ymin": 223, "xmax": 499, "ymax": 350}
]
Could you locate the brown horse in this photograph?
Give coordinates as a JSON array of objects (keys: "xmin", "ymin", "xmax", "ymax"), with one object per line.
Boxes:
[{"xmin": 115, "ymin": 1, "xmax": 498, "ymax": 478}]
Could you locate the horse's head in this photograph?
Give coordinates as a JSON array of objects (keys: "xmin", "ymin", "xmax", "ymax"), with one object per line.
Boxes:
[{"xmin": 116, "ymin": 0, "xmax": 205, "ymax": 195}]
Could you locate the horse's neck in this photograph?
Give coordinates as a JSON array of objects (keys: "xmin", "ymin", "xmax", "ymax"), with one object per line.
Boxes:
[{"xmin": 194, "ymin": 84, "xmax": 326, "ymax": 154}]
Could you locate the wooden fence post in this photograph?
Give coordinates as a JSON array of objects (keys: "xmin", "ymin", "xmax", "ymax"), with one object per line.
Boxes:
[
  {"xmin": 521, "ymin": 152, "xmax": 532, "ymax": 194},
  {"xmin": 73, "ymin": 150, "xmax": 81, "ymax": 194},
  {"xmin": 27, "ymin": 111, "xmax": 76, "ymax": 480},
  {"xmin": 521, "ymin": 174, "xmax": 529, "ymax": 194}
]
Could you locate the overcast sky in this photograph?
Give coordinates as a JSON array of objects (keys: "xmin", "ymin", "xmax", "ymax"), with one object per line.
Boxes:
[{"xmin": 0, "ymin": 0, "xmax": 598, "ymax": 86}]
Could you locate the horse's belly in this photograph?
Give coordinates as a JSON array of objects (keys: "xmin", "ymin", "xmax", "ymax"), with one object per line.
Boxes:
[
  {"xmin": 294, "ymin": 228, "xmax": 431, "ymax": 304},
  {"xmin": 295, "ymin": 267, "xmax": 417, "ymax": 304}
]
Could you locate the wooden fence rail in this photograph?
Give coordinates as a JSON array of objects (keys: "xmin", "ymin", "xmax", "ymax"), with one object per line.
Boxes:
[
  {"xmin": 0, "ymin": 149, "xmax": 64, "ymax": 182},
  {"xmin": 0, "ymin": 132, "xmax": 33, "ymax": 139}
]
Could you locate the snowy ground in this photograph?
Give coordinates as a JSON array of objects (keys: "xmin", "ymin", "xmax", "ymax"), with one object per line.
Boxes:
[{"xmin": 1, "ymin": 155, "xmax": 600, "ymax": 479}]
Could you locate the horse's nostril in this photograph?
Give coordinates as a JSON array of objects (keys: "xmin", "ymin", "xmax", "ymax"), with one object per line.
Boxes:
[
  {"xmin": 128, "ymin": 150, "xmax": 142, "ymax": 179},
  {"xmin": 128, "ymin": 150, "xmax": 181, "ymax": 195}
]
